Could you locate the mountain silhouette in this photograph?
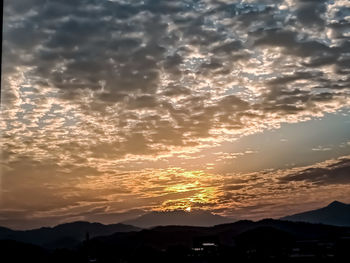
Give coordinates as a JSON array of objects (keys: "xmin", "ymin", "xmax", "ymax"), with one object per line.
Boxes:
[
  {"xmin": 281, "ymin": 201, "xmax": 350, "ymax": 226},
  {"xmin": 123, "ymin": 209, "xmax": 234, "ymax": 228},
  {"xmin": 0, "ymin": 221, "xmax": 140, "ymax": 248},
  {"xmin": 2, "ymin": 219, "xmax": 349, "ymax": 262},
  {"xmin": 94, "ymin": 218, "xmax": 349, "ymax": 252}
]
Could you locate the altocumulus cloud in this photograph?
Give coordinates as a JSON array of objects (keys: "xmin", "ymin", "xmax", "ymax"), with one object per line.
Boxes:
[
  {"xmin": 1, "ymin": 0, "xmax": 350, "ymax": 228},
  {"xmin": 2, "ymin": 0, "xmax": 350, "ymax": 160},
  {"xmin": 280, "ymin": 156, "xmax": 350, "ymax": 185}
]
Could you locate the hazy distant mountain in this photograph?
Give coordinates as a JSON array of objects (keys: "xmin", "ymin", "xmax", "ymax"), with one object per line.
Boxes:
[
  {"xmin": 281, "ymin": 201, "xmax": 350, "ymax": 226},
  {"xmin": 123, "ymin": 210, "xmax": 234, "ymax": 228},
  {"xmin": 0, "ymin": 221, "xmax": 140, "ymax": 248}
]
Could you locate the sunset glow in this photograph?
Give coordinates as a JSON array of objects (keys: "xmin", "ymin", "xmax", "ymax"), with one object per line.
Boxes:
[{"xmin": 1, "ymin": 0, "xmax": 350, "ymax": 230}]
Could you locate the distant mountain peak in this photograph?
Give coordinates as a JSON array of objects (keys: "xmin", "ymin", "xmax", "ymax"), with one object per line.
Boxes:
[
  {"xmin": 123, "ymin": 209, "xmax": 234, "ymax": 228},
  {"xmin": 327, "ymin": 200, "xmax": 345, "ymax": 207},
  {"xmin": 281, "ymin": 200, "xmax": 350, "ymax": 226}
]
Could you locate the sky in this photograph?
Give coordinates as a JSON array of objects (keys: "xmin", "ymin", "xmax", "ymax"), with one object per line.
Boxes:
[{"xmin": 1, "ymin": 0, "xmax": 350, "ymax": 230}]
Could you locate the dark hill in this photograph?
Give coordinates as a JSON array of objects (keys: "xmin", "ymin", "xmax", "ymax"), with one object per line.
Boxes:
[
  {"xmin": 0, "ymin": 221, "xmax": 140, "ymax": 248},
  {"xmin": 2, "ymin": 219, "xmax": 350, "ymax": 262},
  {"xmin": 94, "ymin": 219, "xmax": 350, "ymax": 250}
]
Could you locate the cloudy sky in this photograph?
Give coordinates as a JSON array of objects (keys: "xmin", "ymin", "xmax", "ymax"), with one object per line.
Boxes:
[{"xmin": 1, "ymin": 0, "xmax": 350, "ymax": 229}]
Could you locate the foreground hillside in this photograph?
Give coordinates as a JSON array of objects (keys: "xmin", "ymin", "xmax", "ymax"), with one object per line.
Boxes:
[{"xmin": 1, "ymin": 219, "xmax": 349, "ymax": 263}]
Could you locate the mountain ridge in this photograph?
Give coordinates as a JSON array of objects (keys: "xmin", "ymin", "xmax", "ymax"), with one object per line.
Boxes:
[
  {"xmin": 0, "ymin": 221, "xmax": 140, "ymax": 248},
  {"xmin": 281, "ymin": 200, "xmax": 350, "ymax": 226},
  {"xmin": 1, "ymin": 200, "xmax": 349, "ymax": 249},
  {"xmin": 2, "ymin": 218, "xmax": 350, "ymax": 262}
]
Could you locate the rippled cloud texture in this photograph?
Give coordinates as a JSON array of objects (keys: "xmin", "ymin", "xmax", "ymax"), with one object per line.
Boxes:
[{"xmin": 1, "ymin": 0, "xmax": 350, "ymax": 229}]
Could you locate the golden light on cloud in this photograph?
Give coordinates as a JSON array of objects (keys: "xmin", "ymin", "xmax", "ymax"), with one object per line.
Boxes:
[{"xmin": 155, "ymin": 170, "xmax": 221, "ymax": 211}]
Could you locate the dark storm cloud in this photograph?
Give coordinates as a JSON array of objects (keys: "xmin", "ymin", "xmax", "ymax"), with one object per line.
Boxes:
[{"xmin": 280, "ymin": 157, "xmax": 350, "ymax": 185}]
